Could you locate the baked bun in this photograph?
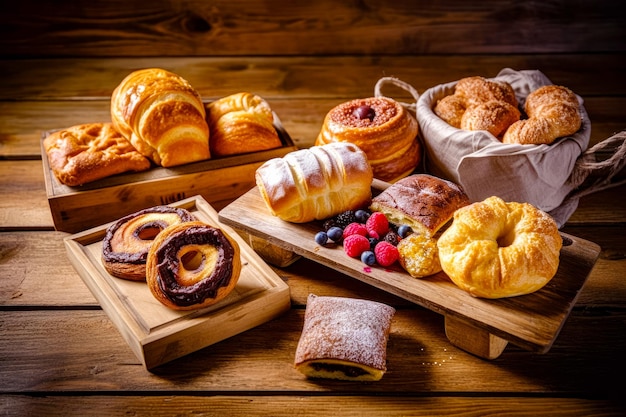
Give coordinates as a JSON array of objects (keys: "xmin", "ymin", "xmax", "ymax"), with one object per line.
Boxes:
[
  {"xmin": 255, "ymin": 142, "xmax": 373, "ymax": 223},
  {"xmin": 437, "ymin": 196, "xmax": 562, "ymax": 299},
  {"xmin": 111, "ymin": 68, "xmax": 210, "ymax": 167},
  {"xmin": 434, "ymin": 76, "xmax": 520, "ymax": 139},
  {"xmin": 43, "ymin": 123, "xmax": 151, "ymax": 186},
  {"xmin": 370, "ymin": 174, "xmax": 470, "ymax": 238},
  {"xmin": 294, "ymin": 294, "xmax": 395, "ymax": 381},
  {"xmin": 146, "ymin": 221, "xmax": 241, "ymax": 310},
  {"xmin": 101, "ymin": 206, "xmax": 196, "ymax": 281},
  {"xmin": 315, "ymin": 97, "xmax": 420, "ymax": 183},
  {"xmin": 207, "ymin": 92, "xmax": 282, "ymax": 157},
  {"xmin": 502, "ymin": 85, "xmax": 582, "ymax": 145}
]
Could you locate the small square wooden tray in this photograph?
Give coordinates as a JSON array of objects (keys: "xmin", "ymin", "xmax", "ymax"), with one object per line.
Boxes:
[
  {"xmin": 219, "ymin": 183, "xmax": 601, "ymax": 359},
  {"xmin": 42, "ymin": 113, "xmax": 298, "ymax": 233},
  {"xmin": 64, "ymin": 195, "xmax": 291, "ymax": 370}
]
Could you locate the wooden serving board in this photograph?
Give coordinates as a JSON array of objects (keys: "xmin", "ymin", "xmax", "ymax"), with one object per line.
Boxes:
[
  {"xmin": 42, "ymin": 113, "xmax": 298, "ymax": 233},
  {"xmin": 218, "ymin": 185, "xmax": 601, "ymax": 359},
  {"xmin": 64, "ymin": 195, "xmax": 291, "ymax": 370}
]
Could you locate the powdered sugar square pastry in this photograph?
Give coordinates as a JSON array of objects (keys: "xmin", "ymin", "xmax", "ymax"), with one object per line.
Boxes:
[{"xmin": 294, "ymin": 294, "xmax": 395, "ymax": 381}]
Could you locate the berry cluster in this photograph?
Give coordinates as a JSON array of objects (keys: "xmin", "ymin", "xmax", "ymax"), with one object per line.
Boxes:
[{"xmin": 314, "ymin": 209, "xmax": 413, "ymax": 268}]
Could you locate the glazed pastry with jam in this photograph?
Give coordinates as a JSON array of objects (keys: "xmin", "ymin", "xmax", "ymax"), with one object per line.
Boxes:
[{"xmin": 315, "ymin": 97, "xmax": 421, "ymax": 183}]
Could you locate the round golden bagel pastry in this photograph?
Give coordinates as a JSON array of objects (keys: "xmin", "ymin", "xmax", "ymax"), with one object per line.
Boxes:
[
  {"xmin": 315, "ymin": 96, "xmax": 420, "ymax": 183},
  {"xmin": 437, "ymin": 196, "xmax": 562, "ymax": 299},
  {"xmin": 146, "ymin": 221, "xmax": 241, "ymax": 310}
]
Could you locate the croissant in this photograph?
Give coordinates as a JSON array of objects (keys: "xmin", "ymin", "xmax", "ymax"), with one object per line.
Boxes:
[
  {"xmin": 110, "ymin": 68, "xmax": 210, "ymax": 167},
  {"xmin": 207, "ymin": 92, "xmax": 282, "ymax": 157},
  {"xmin": 255, "ymin": 142, "xmax": 373, "ymax": 223},
  {"xmin": 502, "ymin": 85, "xmax": 582, "ymax": 145}
]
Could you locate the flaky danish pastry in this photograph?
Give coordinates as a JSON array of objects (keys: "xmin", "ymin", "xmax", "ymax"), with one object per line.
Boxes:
[
  {"xmin": 437, "ymin": 196, "xmax": 562, "ymax": 299},
  {"xmin": 315, "ymin": 97, "xmax": 420, "ymax": 183},
  {"xmin": 207, "ymin": 92, "xmax": 282, "ymax": 157},
  {"xmin": 111, "ymin": 68, "xmax": 210, "ymax": 167},
  {"xmin": 43, "ymin": 123, "xmax": 151, "ymax": 186}
]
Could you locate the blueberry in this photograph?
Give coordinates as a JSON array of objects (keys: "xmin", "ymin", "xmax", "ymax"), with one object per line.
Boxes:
[
  {"xmin": 398, "ymin": 224, "xmax": 413, "ymax": 238},
  {"xmin": 361, "ymin": 250, "xmax": 376, "ymax": 266},
  {"xmin": 315, "ymin": 231, "xmax": 328, "ymax": 245},
  {"xmin": 327, "ymin": 226, "xmax": 344, "ymax": 242},
  {"xmin": 368, "ymin": 237, "xmax": 378, "ymax": 251},
  {"xmin": 355, "ymin": 209, "xmax": 370, "ymax": 223}
]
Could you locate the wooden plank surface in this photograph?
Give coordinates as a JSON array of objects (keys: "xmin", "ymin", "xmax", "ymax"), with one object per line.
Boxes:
[
  {"xmin": 219, "ymin": 187, "xmax": 600, "ymax": 354},
  {"xmin": 3, "ymin": 1, "xmax": 624, "ymax": 57}
]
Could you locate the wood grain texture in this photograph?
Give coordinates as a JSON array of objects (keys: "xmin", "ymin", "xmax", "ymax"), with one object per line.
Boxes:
[
  {"xmin": 2, "ymin": 0, "xmax": 625, "ymax": 57},
  {"xmin": 1, "ymin": 309, "xmax": 625, "ymax": 397},
  {"xmin": 1, "ymin": 395, "xmax": 625, "ymax": 417}
]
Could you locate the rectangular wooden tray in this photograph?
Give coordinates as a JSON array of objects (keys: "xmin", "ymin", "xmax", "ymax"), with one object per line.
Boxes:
[
  {"xmin": 218, "ymin": 184, "xmax": 601, "ymax": 359},
  {"xmin": 64, "ymin": 195, "xmax": 291, "ymax": 370},
  {"xmin": 42, "ymin": 113, "xmax": 298, "ymax": 233}
]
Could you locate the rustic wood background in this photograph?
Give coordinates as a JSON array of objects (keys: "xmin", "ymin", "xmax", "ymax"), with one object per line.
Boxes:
[{"xmin": 3, "ymin": 0, "xmax": 625, "ymax": 57}]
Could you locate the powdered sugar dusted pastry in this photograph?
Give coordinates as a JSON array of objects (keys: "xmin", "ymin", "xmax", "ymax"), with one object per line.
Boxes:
[{"xmin": 294, "ymin": 294, "xmax": 395, "ymax": 381}]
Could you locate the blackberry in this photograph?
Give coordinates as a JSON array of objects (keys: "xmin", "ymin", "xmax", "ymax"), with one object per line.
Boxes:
[
  {"xmin": 322, "ymin": 218, "xmax": 337, "ymax": 231},
  {"xmin": 384, "ymin": 230, "xmax": 400, "ymax": 246},
  {"xmin": 334, "ymin": 210, "xmax": 357, "ymax": 228}
]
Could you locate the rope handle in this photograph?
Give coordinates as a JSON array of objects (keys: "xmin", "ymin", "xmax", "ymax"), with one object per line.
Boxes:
[
  {"xmin": 567, "ymin": 130, "xmax": 626, "ymax": 200},
  {"xmin": 374, "ymin": 77, "xmax": 420, "ymax": 112}
]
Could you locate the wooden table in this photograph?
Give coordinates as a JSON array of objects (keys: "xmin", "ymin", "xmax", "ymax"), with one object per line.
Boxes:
[
  {"xmin": 2, "ymin": 1, "xmax": 626, "ymax": 413},
  {"xmin": 1, "ymin": 56, "xmax": 625, "ymax": 416}
]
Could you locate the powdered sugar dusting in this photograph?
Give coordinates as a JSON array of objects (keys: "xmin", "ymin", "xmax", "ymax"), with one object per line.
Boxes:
[{"xmin": 294, "ymin": 294, "xmax": 395, "ymax": 370}]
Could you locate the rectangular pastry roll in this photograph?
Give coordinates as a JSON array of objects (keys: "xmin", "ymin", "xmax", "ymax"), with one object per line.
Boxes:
[
  {"xmin": 43, "ymin": 123, "xmax": 151, "ymax": 186},
  {"xmin": 294, "ymin": 294, "xmax": 395, "ymax": 381}
]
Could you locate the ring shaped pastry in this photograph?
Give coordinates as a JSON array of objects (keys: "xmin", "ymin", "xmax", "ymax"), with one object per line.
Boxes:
[
  {"xmin": 146, "ymin": 221, "xmax": 241, "ymax": 310},
  {"xmin": 102, "ymin": 206, "xmax": 196, "ymax": 281},
  {"xmin": 315, "ymin": 96, "xmax": 420, "ymax": 183},
  {"xmin": 437, "ymin": 196, "xmax": 562, "ymax": 299}
]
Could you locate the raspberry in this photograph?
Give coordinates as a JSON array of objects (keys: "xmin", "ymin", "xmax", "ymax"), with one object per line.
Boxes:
[
  {"xmin": 343, "ymin": 234, "xmax": 371, "ymax": 258},
  {"xmin": 374, "ymin": 241, "xmax": 399, "ymax": 267},
  {"xmin": 343, "ymin": 222, "xmax": 368, "ymax": 238},
  {"xmin": 366, "ymin": 212, "xmax": 389, "ymax": 238}
]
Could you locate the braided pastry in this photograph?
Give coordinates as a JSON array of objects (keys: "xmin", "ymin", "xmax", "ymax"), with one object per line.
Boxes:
[
  {"xmin": 502, "ymin": 85, "xmax": 582, "ymax": 145},
  {"xmin": 434, "ymin": 76, "xmax": 520, "ymax": 139}
]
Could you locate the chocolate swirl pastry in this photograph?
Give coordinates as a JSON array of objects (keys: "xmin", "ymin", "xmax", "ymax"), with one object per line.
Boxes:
[
  {"xmin": 102, "ymin": 206, "xmax": 196, "ymax": 281},
  {"xmin": 146, "ymin": 221, "xmax": 242, "ymax": 310}
]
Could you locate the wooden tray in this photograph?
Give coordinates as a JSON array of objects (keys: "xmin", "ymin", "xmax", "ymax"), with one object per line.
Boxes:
[
  {"xmin": 218, "ymin": 183, "xmax": 601, "ymax": 359},
  {"xmin": 64, "ymin": 195, "xmax": 291, "ymax": 370},
  {"xmin": 42, "ymin": 113, "xmax": 298, "ymax": 233}
]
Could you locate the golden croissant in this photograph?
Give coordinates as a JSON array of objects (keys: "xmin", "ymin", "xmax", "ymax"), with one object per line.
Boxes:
[
  {"xmin": 110, "ymin": 68, "xmax": 210, "ymax": 167},
  {"xmin": 207, "ymin": 92, "xmax": 282, "ymax": 157}
]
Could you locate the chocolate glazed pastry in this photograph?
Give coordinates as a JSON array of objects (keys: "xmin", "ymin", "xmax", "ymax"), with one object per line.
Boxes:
[
  {"xmin": 102, "ymin": 206, "xmax": 196, "ymax": 281},
  {"xmin": 146, "ymin": 221, "xmax": 242, "ymax": 310}
]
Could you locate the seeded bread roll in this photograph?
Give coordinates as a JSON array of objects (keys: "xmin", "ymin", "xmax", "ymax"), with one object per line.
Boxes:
[{"xmin": 294, "ymin": 294, "xmax": 395, "ymax": 381}]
